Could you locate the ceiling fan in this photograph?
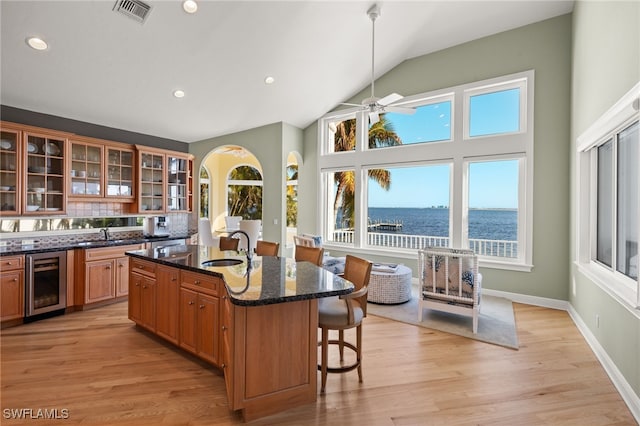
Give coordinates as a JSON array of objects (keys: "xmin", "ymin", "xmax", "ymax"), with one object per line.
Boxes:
[{"xmin": 341, "ymin": 4, "xmax": 416, "ymax": 125}]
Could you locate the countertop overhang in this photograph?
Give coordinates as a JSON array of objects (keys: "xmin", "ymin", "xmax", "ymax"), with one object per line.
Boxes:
[{"xmin": 126, "ymin": 245, "xmax": 355, "ymax": 307}]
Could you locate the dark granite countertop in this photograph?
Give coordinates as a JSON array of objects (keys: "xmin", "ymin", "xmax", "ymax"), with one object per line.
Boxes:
[
  {"xmin": 126, "ymin": 245, "xmax": 355, "ymax": 307},
  {"xmin": 0, "ymin": 235, "xmax": 193, "ymax": 256}
]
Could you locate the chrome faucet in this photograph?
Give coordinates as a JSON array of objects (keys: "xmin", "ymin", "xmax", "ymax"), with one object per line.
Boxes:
[
  {"xmin": 100, "ymin": 228, "xmax": 110, "ymax": 241},
  {"xmin": 227, "ymin": 230, "xmax": 252, "ymax": 263}
]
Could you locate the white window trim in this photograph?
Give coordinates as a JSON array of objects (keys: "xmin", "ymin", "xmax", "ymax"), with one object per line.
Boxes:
[
  {"xmin": 575, "ymin": 81, "xmax": 640, "ymax": 311},
  {"xmin": 318, "ymin": 70, "xmax": 535, "ymax": 272}
]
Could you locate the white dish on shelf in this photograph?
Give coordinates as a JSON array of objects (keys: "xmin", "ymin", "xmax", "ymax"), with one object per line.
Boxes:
[
  {"xmin": 45, "ymin": 142, "xmax": 60, "ymax": 156},
  {"xmin": 0, "ymin": 140, "xmax": 13, "ymax": 150},
  {"xmin": 32, "ymin": 187, "xmax": 46, "ymax": 193},
  {"xmin": 26, "ymin": 205, "xmax": 39, "ymax": 212},
  {"xmin": 27, "ymin": 142, "xmax": 38, "ymax": 153},
  {"xmin": 44, "ymin": 207, "xmax": 61, "ymax": 211},
  {"xmin": 0, "ymin": 186, "xmax": 10, "ymax": 191}
]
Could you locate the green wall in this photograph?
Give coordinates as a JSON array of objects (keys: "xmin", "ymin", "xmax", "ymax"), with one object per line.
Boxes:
[
  {"xmin": 570, "ymin": 0, "xmax": 640, "ymax": 400},
  {"xmin": 189, "ymin": 122, "xmax": 303, "ymax": 246},
  {"xmin": 303, "ymin": 14, "xmax": 573, "ymax": 301}
]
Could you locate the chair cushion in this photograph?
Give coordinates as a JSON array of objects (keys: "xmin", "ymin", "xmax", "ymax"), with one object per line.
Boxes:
[{"xmin": 318, "ymin": 296, "xmax": 363, "ymax": 328}]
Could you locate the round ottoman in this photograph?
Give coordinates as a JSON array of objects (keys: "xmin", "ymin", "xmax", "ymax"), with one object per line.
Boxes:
[{"xmin": 368, "ymin": 264, "xmax": 412, "ymax": 304}]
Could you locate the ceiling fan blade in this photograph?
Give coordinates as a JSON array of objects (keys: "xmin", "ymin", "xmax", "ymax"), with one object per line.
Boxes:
[
  {"xmin": 340, "ymin": 102, "xmax": 364, "ymax": 107},
  {"xmin": 384, "ymin": 105, "xmax": 416, "ymax": 115},
  {"xmin": 378, "ymin": 92, "xmax": 403, "ymax": 106},
  {"xmin": 369, "ymin": 111, "xmax": 380, "ymax": 124}
]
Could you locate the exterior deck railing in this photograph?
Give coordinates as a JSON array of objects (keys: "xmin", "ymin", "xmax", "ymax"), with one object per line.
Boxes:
[{"xmin": 331, "ymin": 230, "xmax": 518, "ymax": 258}]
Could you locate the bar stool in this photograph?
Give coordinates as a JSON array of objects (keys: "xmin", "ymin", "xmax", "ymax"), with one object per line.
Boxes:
[{"xmin": 317, "ymin": 255, "xmax": 372, "ymax": 393}]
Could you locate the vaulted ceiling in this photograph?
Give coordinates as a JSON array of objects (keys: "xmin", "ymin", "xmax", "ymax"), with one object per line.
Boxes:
[{"xmin": 1, "ymin": 1, "xmax": 573, "ymax": 143}]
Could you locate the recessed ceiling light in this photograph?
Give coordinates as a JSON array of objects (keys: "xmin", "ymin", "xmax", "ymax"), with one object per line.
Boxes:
[
  {"xmin": 26, "ymin": 37, "xmax": 48, "ymax": 51},
  {"xmin": 182, "ymin": 0, "xmax": 197, "ymax": 14},
  {"xmin": 173, "ymin": 90, "xmax": 185, "ymax": 98},
  {"xmin": 264, "ymin": 76, "xmax": 275, "ymax": 85}
]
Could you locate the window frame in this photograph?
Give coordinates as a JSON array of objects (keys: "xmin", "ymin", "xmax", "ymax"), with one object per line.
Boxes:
[
  {"xmin": 576, "ymin": 82, "xmax": 640, "ymax": 310},
  {"xmin": 318, "ymin": 70, "xmax": 535, "ymax": 271}
]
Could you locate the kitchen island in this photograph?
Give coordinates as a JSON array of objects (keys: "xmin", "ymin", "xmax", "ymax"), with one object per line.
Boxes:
[{"xmin": 125, "ymin": 244, "xmax": 354, "ymax": 422}]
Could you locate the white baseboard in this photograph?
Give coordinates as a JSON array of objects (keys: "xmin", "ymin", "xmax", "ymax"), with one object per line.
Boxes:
[{"xmin": 485, "ymin": 288, "xmax": 640, "ymax": 423}]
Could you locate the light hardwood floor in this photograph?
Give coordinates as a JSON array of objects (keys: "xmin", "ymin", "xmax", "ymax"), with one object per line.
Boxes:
[{"xmin": 1, "ymin": 302, "xmax": 636, "ymax": 425}]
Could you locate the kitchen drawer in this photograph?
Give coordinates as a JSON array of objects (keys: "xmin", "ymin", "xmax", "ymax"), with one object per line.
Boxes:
[
  {"xmin": 84, "ymin": 244, "xmax": 144, "ymax": 261},
  {"xmin": 0, "ymin": 255, "xmax": 24, "ymax": 271},
  {"xmin": 130, "ymin": 258, "xmax": 157, "ymax": 278},
  {"xmin": 181, "ymin": 270, "xmax": 221, "ymax": 296}
]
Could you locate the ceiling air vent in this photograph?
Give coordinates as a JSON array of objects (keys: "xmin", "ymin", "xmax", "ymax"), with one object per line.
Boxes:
[{"xmin": 113, "ymin": 0, "xmax": 152, "ymax": 24}]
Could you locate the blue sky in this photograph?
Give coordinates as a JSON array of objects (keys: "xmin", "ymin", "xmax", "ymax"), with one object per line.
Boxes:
[{"xmin": 368, "ymin": 89, "xmax": 520, "ymax": 209}]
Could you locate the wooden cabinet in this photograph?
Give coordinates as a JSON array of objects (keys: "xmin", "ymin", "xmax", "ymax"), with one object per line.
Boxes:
[
  {"xmin": 179, "ymin": 270, "xmax": 221, "ymax": 364},
  {"xmin": 0, "ymin": 124, "xmax": 21, "ymax": 215},
  {"xmin": 221, "ymin": 291, "xmax": 234, "ymax": 402},
  {"xmin": 23, "ymin": 129, "xmax": 69, "ymax": 214},
  {"xmin": 69, "ymin": 139, "xmax": 103, "ymax": 198},
  {"xmin": 129, "ymin": 257, "xmax": 157, "ymax": 332},
  {"xmin": 0, "ymin": 255, "xmax": 25, "ymax": 321},
  {"xmin": 167, "ymin": 153, "xmax": 192, "ymax": 212},
  {"xmin": 156, "ymin": 265, "xmax": 179, "ymax": 344},
  {"xmin": 77, "ymin": 244, "xmax": 143, "ymax": 306},
  {"xmin": 138, "ymin": 149, "xmax": 165, "ymax": 213},
  {"xmin": 105, "ymin": 146, "xmax": 135, "ymax": 200},
  {"xmin": 137, "ymin": 147, "xmax": 193, "ymax": 213},
  {"xmin": 69, "ymin": 137, "xmax": 135, "ymax": 201}
]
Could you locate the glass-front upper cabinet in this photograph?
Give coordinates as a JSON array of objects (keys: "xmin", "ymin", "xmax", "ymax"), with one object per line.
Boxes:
[
  {"xmin": 138, "ymin": 150, "xmax": 165, "ymax": 213},
  {"xmin": 24, "ymin": 130, "xmax": 67, "ymax": 214},
  {"xmin": 0, "ymin": 124, "xmax": 21, "ymax": 215},
  {"xmin": 106, "ymin": 146, "xmax": 134, "ymax": 199},
  {"xmin": 70, "ymin": 140, "xmax": 103, "ymax": 197},
  {"xmin": 167, "ymin": 154, "xmax": 192, "ymax": 212}
]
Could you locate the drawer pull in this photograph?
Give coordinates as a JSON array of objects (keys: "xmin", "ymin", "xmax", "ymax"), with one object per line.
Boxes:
[
  {"xmin": 194, "ymin": 280, "xmax": 200, "ymax": 285},
  {"xmin": 7, "ymin": 262, "xmax": 12, "ymax": 266},
  {"xmin": 12, "ymin": 278, "xmax": 17, "ymax": 282},
  {"xmin": 199, "ymin": 304, "xmax": 205, "ymax": 309},
  {"xmin": 138, "ymin": 265, "xmax": 145, "ymax": 269}
]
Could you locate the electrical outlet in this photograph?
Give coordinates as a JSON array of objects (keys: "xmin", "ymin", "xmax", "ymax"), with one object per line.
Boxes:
[{"xmin": 273, "ymin": 218, "xmax": 278, "ymax": 225}]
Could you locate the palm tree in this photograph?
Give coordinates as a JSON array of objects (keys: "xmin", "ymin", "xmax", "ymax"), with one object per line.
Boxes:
[
  {"xmin": 333, "ymin": 114, "xmax": 402, "ymax": 227},
  {"xmin": 228, "ymin": 165, "xmax": 262, "ymax": 220}
]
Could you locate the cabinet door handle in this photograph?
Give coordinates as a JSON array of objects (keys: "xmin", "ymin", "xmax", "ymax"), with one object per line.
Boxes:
[
  {"xmin": 222, "ymin": 296, "xmax": 227, "ymax": 300},
  {"xmin": 12, "ymin": 278, "xmax": 17, "ymax": 282},
  {"xmin": 199, "ymin": 304, "xmax": 205, "ymax": 309},
  {"xmin": 221, "ymin": 363, "xmax": 226, "ymax": 369},
  {"xmin": 138, "ymin": 265, "xmax": 145, "ymax": 269},
  {"xmin": 188, "ymin": 301, "xmax": 194, "ymax": 305},
  {"xmin": 171, "ymin": 276, "xmax": 177, "ymax": 281},
  {"xmin": 221, "ymin": 325, "xmax": 227, "ymax": 331},
  {"xmin": 143, "ymin": 285, "xmax": 147, "ymax": 289},
  {"xmin": 106, "ymin": 265, "xmax": 111, "ymax": 270},
  {"xmin": 194, "ymin": 280, "xmax": 200, "ymax": 285},
  {"xmin": 7, "ymin": 262, "xmax": 12, "ymax": 266},
  {"xmin": 119, "ymin": 263, "xmax": 124, "ymax": 268}
]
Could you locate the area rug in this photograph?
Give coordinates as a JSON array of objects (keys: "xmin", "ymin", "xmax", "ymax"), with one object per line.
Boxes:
[{"xmin": 368, "ymin": 285, "xmax": 519, "ymax": 349}]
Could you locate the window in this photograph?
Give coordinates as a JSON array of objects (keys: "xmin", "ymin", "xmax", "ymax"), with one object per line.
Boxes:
[
  {"xmin": 318, "ymin": 71, "xmax": 534, "ymax": 270},
  {"xmin": 577, "ymin": 83, "xmax": 639, "ymax": 308},
  {"xmin": 227, "ymin": 165, "xmax": 263, "ymax": 220},
  {"xmin": 199, "ymin": 166, "xmax": 210, "ymax": 218}
]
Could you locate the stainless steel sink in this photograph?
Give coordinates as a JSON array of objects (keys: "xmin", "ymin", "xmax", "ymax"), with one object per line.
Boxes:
[{"xmin": 202, "ymin": 259, "xmax": 243, "ymax": 267}]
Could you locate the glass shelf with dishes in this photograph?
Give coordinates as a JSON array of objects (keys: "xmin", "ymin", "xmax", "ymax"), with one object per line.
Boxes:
[
  {"xmin": 70, "ymin": 141, "xmax": 103, "ymax": 197},
  {"xmin": 0, "ymin": 127, "xmax": 20, "ymax": 215},
  {"xmin": 138, "ymin": 151, "xmax": 165, "ymax": 213},
  {"xmin": 24, "ymin": 132, "xmax": 66, "ymax": 214},
  {"xmin": 167, "ymin": 154, "xmax": 191, "ymax": 212},
  {"xmin": 106, "ymin": 147, "xmax": 134, "ymax": 199}
]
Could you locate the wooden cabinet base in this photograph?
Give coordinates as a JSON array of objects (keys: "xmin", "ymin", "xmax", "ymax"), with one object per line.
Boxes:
[{"xmin": 228, "ymin": 299, "xmax": 318, "ymax": 422}]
